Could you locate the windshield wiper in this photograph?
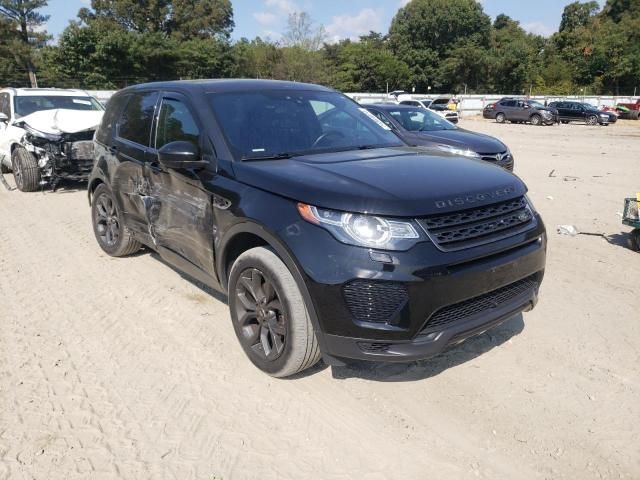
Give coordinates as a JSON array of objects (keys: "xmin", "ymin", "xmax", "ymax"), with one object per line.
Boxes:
[{"xmin": 242, "ymin": 152, "xmax": 297, "ymax": 161}]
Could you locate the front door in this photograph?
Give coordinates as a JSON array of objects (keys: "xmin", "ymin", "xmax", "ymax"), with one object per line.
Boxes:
[
  {"xmin": 145, "ymin": 93, "xmax": 216, "ymax": 277},
  {"xmin": 111, "ymin": 90, "xmax": 160, "ymax": 239}
]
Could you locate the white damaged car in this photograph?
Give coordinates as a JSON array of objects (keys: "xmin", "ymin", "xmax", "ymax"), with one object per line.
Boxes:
[{"xmin": 0, "ymin": 88, "xmax": 104, "ymax": 191}]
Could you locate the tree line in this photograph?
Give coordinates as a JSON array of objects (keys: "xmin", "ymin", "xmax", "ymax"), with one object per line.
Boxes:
[{"xmin": 0, "ymin": 0, "xmax": 638, "ymax": 95}]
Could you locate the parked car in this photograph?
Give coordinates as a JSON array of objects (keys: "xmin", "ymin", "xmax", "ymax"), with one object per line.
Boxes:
[
  {"xmin": 0, "ymin": 88, "xmax": 104, "ymax": 191},
  {"xmin": 594, "ymin": 105, "xmax": 618, "ymax": 124},
  {"xmin": 548, "ymin": 101, "xmax": 612, "ymax": 126},
  {"xmin": 483, "ymin": 102, "xmax": 498, "ymax": 119},
  {"xmin": 616, "ymin": 99, "xmax": 640, "ymax": 120},
  {"xmin": 400, "ymin": 99, "xmax": 459, "ymax": 124},
  {"xmin": 89, "ymin": 80, "xmax": 546, "ymax": 377},
  {"xmin": 365, "ymin": 103, "xmax": 514, "ymax": 171},
  {"xmin": 491, "ymin": 98, "xmax": 558, "ymax": 126}
]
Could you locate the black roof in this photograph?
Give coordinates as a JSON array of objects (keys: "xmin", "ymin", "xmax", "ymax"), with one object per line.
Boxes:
[{"xmin": 119, "ymin": 79, "xmax": 334, "ymax": 94}]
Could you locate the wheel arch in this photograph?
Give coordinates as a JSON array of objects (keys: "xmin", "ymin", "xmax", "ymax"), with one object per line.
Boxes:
[{"xmin": 218, "ymin": 221, "xmax": 336, "ymax": 364}]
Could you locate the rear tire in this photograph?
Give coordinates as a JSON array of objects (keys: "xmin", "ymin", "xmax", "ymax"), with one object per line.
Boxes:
[
  {"xmin": 495, "ymin": 113, "xmax": 506, "ymax": 124},
  {"xmin": 629, "ymin": 230, "xmax": 640, "ymax": 252},
  {"xmin": 12, "ymin": 147, "xmax": 41, "ymax": 192},
  {"xmin": 91, "ymin": 183, "xmax": 141, "ymax": 257},
  {"xmin": 229, "ymin": 247, "xmax": 321, "ymax": 377},
  {"xmin": 530, "ymin": 114, "xmax": 542, "ymax": 126}
]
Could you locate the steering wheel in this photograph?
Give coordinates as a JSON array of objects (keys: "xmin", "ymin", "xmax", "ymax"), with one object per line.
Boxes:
[{"xmin": 312, "ymin": 130, "xmax": 345, "ymax": 148}]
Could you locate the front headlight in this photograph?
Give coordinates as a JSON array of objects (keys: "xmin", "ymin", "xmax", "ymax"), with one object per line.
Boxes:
[
  {"xmin": 541, "ymin": 111, "xmax": 552, "ymax": 117},
  {"xmin": 599, "ymin": 114, "xmax": 608, "ymax": 118},
  {"xmin": 436, "ymin": 144, "xmax": 481, "ymax": 159},
  {"xmin": 298, "ymin": 203, "xmax": 421, "ymax": 251}
]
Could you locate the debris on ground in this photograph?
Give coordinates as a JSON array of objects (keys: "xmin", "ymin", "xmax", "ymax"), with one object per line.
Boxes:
[{"xmin": 557, "ymin": 225, "xmax": 579, "ymax": 236}]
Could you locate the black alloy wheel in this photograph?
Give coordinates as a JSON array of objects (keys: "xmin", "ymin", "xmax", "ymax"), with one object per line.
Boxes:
[
  {"xmin": 235, "ymin": 268, "xmax": 287, "ymax": 361},
  {"xmin": 94, "ymin": 192, "xmax": 121, "ymax": 247}
]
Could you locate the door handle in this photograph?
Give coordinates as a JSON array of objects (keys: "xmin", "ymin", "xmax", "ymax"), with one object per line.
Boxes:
[{"xmin": 108, "ymin": 145, "xmax": 118, "ymax": 155}]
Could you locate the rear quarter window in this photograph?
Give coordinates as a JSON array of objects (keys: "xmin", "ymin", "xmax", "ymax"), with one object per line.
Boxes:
[
  {"xmin": 117, "ymin": 91, "xmax": 159, "ymax": 147},
  {"xmin": 96, "ymin": 93, "xmax": 128, "ymax": 145}
]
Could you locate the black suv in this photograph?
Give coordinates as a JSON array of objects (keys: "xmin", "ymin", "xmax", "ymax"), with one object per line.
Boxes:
[
  {"xmin": 89, "ymin": 80, "xmax": 546, "ymax": 377},
  {"xmin": 548, "ymin": 101, "xmax": 611, "ymax": 126},
  {"xmin": 492, "ymin": 98, "xmax": 558, "ymax": 126}
]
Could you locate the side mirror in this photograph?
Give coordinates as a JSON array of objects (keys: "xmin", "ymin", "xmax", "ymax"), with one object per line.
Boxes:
[
  {"xmin": 157, "ymin": 141, "xmax": 208, "ymax": 170},
  {"xmin": 0, "ymin": 112, "xmax": 9, "ymax": 123}
]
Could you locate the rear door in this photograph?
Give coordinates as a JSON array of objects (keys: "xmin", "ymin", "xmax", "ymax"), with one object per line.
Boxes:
[
  {"xmin": 111, "ymin": 90, "xmax": 160, "ymax": 239},
  {"xmin": 500, "ymin": 100, "xmax": 516, "ymax": 120},
  {"xmin": 145, "ymin": 92, "xmax": 216, "ymax": 276},
  {"xmin": 567, "ymin": 102, "xmax": 583, "ymax": 122}
]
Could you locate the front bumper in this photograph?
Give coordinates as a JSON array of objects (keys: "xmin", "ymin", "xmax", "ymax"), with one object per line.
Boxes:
[{"xmin": 283, "ymin": 214, "xmax": 547, "ymax": 363}]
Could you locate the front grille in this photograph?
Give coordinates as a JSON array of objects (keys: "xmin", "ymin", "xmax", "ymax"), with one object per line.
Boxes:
[
  {"xmin": 418, "ymin": 197, "xmax": 534, "ymax": 251},
  {"xmin": 65, "ymin": 141, "xmax": 94, "ymax": 160},
  {"xmin": 343, "ymin": 280, "xmax": 408, "ymax": 324},
  {"xmin": 421, "ymin": 275, "xmax": 538, "ymax": 333}
]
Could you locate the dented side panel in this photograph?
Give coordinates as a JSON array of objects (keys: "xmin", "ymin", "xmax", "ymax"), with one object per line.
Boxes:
[{"xmin": 145, "ymin": 163, "xmax": 215, "ymax": 276}]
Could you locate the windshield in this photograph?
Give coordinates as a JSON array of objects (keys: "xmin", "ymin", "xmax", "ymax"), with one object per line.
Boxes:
[
  {"xmin": 529, "ymin": 101, "xmax": 545, "ymax": 108},
  {"xmin": 384, "ymin": 107, "xmax": 456, "ymax": 132},
  {"xmin": 582, "ymin": 103, "xmax": 598, "ymax": 111},
  {"xmin": 208, "ymin": 90, "xmax": 403, "ymax": 160},
  {"xmin": 14, "ymin": 95, "xmax": 104, "ymax": 118}
]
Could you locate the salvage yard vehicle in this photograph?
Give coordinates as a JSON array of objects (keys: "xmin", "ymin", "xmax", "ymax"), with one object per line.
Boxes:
[
  {"xmin": 548, "ymin": 101, "xmax": 611, "ymax": 126},
  {"xmin": 616, "ymin": 99, "xmax": 640, "ymax": 120},
  {"xmin": 0, "ymin": 88, "xmax": 104, "ymax": 191},
  {"xmin": 399, "ymin": 99, "xmax": 459, "ymax": 124},
  {"xmin": 366, "ymin": 103, "xmax": 515, "ymax": 171},
  {"xmin": 492, "ymin": 98, "xmax": 558, "ymax": 125},
  {"xmin": 89, "ymin": 79, "xmax": 546, "ymax": 377},
  {"xmin": 622, "ymin": 195, "xmax": 640, "ymax": 251}
]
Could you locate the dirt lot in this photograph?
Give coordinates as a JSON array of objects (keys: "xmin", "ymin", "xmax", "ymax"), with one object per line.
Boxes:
[{"xmin": 1, "ymin": 118, "xmax": 639, "ymax": 480}]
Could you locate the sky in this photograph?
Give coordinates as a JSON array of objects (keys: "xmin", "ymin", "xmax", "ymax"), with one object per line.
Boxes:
[{"xmin": 43, "ymin": 0, "xmax": 608, "ymax": 44}]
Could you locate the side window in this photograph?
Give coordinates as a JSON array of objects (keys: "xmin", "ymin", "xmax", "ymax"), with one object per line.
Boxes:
[
  {"xmin": 118, "ymin": 91, "xmax": 159, "ymax": 146},
  {"xmin": 155, "ymin": 98, "xmax": 200, "ymax": 149},
  {"xmin": 502, "ymin": 100, "xmax": 516, "ymax": 107},
  {"xmin": 96, "ymin": 93, "xmax": 127, "ymax": 145},
  {"xmin": 369, "ymin": 110, "xmax": 394, "ymax": 129},
  {"xmin": 0, "ymin": 93, "xmax": 10, "ymax": 117}
]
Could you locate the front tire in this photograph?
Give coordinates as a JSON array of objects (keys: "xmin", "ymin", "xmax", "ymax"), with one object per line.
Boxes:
[
  {"xmin": 12, "ymin": 147, "xmax": 41, "ymax": 192},
  {"xmin": 530, "ymin": 114, "xmax": 542, "ymax": 126},
  {"xmin": 586, "ymin": 115, "xmax": 598, "ymax": 126},
  {"xmin": 495, "ymin": 113, "xmax": 506, "ymax": 124},
  {"xmin": 229, "ymin": 247, "xmax": 321, "ymax": 377},
  {"xmin": 91, "ymin": 183, "xmax": 141, "ymax": 257}
]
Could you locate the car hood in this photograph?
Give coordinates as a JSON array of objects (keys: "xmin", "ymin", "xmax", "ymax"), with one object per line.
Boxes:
[
  {"xmin": 402, "ymin": 128, "xmax": 507, "ymax": 154},
  {"xmin": 233, "ymin": 147, "xmax": 525, "ymax": 217},
  {"xmin": 16, "ymin": 109, "xmax": 104, "ymax": 135}
]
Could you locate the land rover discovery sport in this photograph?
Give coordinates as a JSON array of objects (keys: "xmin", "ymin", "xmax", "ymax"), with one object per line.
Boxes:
[{"xmin": 89, "ymin": 80, "xmax": 546, "ymax": 377}]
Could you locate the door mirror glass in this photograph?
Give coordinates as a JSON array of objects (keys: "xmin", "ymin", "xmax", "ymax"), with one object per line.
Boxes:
[
  {"xmin": 0, "ymin": 112, "xmax": 9, "ymax": 123},
  {"xmin": 158, "ymin": 141, "xmax": 206, "ymax": 170}
]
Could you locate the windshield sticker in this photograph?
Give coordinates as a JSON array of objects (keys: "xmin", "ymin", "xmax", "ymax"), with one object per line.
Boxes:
[
  {"xmin": 359, "ymin": 108, "xmax": 391, "ymax": 130},
  {"xmin": 72, "ymin": 99, "xmax": 92, "ymax": 105}
]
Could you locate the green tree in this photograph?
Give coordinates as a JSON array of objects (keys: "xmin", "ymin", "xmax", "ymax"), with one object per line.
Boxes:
[
  {"xmin": 388, "ymin": 0, "xmax": 492, "ymax": 92},
  {"xmin": 0, "ymin": 0, "xmax": 49, "ymax": 86},
  {"xmin": 559, "ymin": 1, "xmax": 600, "ymax": 32}
]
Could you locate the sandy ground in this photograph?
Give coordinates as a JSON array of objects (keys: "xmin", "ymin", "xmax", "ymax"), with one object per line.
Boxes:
[{"xmin": 0, "ymin": 118, "xmax": 639, "ymax": 480}]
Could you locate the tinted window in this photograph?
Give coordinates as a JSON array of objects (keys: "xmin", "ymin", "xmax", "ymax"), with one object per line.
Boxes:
[
  {"xmin": 367, "ymin": 109, "xmax": 395, "ymax": 129},
  {"xmin": 155, "ymin": 98, "xmax": 200, "ymax": 149},
  {"xmin": 0, "ymin": 93, "xmax": 10, "ymax": 117},
  {"xmin": 385, "ymin": 107, "xmax": 456, "ymax": 132},
  {"xmin": 96, "ymin": 93, "xmax": 127, "ymax": 145},
  {"xmin": 118, "ymin": 91, "xmax": 159, "ymax": 146},
  {"xmin": 208, "ymin": 90, "xmax": 402, "ymax": 160},
  {"xmin": 501, "ymin": 100, "xmax": 517, "ymax": 107},
  {"xmin": 13, "ymin": 95, "xmax": 103, "ymax": 118}
]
